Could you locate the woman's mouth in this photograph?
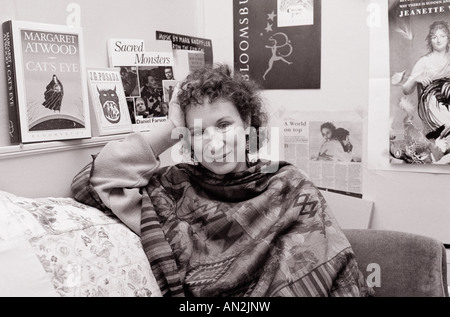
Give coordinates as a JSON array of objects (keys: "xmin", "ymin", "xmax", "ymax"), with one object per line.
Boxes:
[{"xmin": 207, "ymin": 151, "xmax": 232, "ymax": 162}]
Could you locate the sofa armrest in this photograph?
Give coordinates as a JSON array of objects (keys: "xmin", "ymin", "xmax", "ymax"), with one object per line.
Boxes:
[{"xmin": 343, "ymin": 229, "xmax": 448, "ymax": 297}]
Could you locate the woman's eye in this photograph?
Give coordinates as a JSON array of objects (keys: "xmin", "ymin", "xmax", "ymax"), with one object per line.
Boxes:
[{"xmin": 218, "ymin": 122, "xmax": 231, "ymax": 130}]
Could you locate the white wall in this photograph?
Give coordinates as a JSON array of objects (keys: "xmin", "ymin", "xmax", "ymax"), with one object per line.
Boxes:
[
  {"xmin": 0, "ymin": 0, "xmax": 449, "ymax": 244},
  {"xmin": 0, "ymin": 0, "xmax": 202, "ymax": 146},
  {"xmin": 0, "ymin": 0, "xmax": 201, "ymax": 197},
  {"xmin": 203, "ymin": 0, "xmax": 450, "ymax": 244}
]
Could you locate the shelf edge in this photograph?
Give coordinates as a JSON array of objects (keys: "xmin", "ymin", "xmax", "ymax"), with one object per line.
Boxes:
[{"xmin": 0, "ymin": 134, "xmax": 127, "ymax": 159}]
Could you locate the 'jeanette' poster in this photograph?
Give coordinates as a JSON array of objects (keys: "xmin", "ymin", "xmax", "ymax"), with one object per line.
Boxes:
[
  {"xmin": 389, "ymin": 0, "xmax": 450, "ymax": 164},
  {"xmin": 233, "ymin": 0, "xmax": 321, "ymax": 89}
]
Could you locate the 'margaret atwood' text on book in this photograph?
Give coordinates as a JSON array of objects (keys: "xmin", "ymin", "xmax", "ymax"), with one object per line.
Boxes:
[{"xmin": 2, "ymin": 20, "xmax": 91, "ymax": 144}]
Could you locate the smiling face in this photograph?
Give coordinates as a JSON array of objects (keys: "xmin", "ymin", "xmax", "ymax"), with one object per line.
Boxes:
[
  {"xmin": 185, "ymin": 98, "xmax": 249, "ymax": 175},
  {"xmin": 430, "ymin": 28, "xmax": 449, "ymax": 52}
]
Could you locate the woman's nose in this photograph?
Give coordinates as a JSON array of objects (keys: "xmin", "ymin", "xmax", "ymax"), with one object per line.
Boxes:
[{"xmin": 205, "ymin": 128, "xmax": 225, "ymax": 154}]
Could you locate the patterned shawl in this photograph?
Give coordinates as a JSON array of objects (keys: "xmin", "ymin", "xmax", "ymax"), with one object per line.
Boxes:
[{"xmin": 73, "ymin": 159, "xmax": 371, "ymax": 297}]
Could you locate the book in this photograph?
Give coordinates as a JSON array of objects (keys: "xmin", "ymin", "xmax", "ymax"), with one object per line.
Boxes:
[
  {"xmin": 172, "ymin": 49, "xmax": 205, "ymax": 82},
  {"xmin": 156, "ymin": 30, "xmax": 213, "ymax": 65},
  {"xmin": 2, "ymin": 20, "xmax": 91, "ymax": 144},
  {"xmin": 86, "ymin": 68, "xmax": 133, "ymax": 136},
  {"xmin": 107, "ymin": 38, "xmax": 174, "ymax": 132}
]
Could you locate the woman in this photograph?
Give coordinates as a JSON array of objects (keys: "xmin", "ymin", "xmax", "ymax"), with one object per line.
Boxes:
[
  {"xmin": 402, "ymin": 21, "xmax": 450, "ymax": 142},
  {"xmin": 317, "ymin": 122, "xmax": 336, "ymax": 161},
  {"xmin": 71, "ymin": 64, "xmax": 371, "ymax": 297}
]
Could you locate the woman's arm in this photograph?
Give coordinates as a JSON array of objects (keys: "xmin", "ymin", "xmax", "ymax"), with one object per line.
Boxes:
[
  {"xmin": 72, "ymin": 85, "xmax": 185, "ymax": 235},
  {"xmin": 402, "ymin": 57, "xmax": 428, "ymax": 95},
  {"xmin": 71, "ymin": 123, "xmax": 178, "ymax": 235},
  {"xmin": 92, "ymin": 122, "xmax": 178, "ymax": 202}
]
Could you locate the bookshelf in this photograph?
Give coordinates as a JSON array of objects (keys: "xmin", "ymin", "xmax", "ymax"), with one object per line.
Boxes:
[{"xmin": 0, "ymin": 134, "xmax": 127, "ymax": 160}]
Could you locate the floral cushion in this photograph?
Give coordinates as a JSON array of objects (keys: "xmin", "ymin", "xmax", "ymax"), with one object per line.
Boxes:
[{"xmin": 0, "ymin": 190, "xmax": 161, "ymax": 297}]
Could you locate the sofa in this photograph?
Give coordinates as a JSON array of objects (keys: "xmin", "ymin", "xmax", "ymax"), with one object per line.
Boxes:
[{"xmin": 0, "ymin": 189, "xmax": 447, "ymax": 297}]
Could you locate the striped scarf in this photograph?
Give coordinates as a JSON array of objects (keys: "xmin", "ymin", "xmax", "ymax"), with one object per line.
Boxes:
[{"xmin": 72, "ymin": 159, "xmax": 372, "ymax": 297}]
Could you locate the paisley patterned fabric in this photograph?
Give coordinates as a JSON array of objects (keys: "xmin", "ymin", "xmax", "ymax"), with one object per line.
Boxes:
[
  {"xmin": 0, "ymin": 190, "xmax": 161, "ymax": 297},
  {"xmin": 72, "ymin": 158, "xmax": 373, "ymax": 297}
]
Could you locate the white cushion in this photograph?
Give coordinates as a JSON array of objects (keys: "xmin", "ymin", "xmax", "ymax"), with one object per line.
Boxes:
[{"xmin": 0, "ymin": 190, "xmax": 161, "ymax": 297}]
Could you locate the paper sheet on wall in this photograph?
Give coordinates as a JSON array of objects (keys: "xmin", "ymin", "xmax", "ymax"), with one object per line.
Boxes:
[{"xmin": 280, "ymin": 111, "xmax": 363, "ymax": 197}]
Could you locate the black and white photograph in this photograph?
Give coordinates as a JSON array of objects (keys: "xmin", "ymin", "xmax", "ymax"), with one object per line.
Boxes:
[
  {"xmin": 310, "ymin": 121, "xmax": 362, "ymax": 163},
  {"xmin": 119, "ymin": 66, "xmax": 140, "ymax": 97},
  {"xmin": 137, "ymin": 66, "xmax": 165, "ymax": 117},
  {"xmin": 162, "ymin": 79, "xmax": 178, "ymax": 103},
  {"xmin": 0, "ymin": 0, "xmax": 448, "ymax": 302}
]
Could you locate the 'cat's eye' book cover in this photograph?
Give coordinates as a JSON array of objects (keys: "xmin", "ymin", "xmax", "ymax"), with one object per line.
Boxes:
[
  {"xmin": 2, "ymin": 20, "xmax": 91, "ymax": 144},
  {"xmin": 86, "ymin": 68, "xmax": 133, "ymax": 137}
]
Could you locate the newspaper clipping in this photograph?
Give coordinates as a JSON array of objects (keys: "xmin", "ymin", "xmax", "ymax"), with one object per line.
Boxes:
[{"xmin": 283, "ymin": 112, "xmax": 363, "ymax": 197}]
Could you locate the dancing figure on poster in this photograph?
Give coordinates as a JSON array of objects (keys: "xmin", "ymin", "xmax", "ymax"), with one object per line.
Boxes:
[{"xmin": 263, "ymin": 32, "xmax": 293, "ymax": 80}]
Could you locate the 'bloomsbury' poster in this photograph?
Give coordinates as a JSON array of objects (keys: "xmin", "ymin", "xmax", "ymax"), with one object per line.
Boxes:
[
  {"xmin": 233, "ymin": 0, "xmax": 321, "ymax": 89},
  {"xmin": 389, "ymin": 0, "xmax": 450, "ymax": 164}
]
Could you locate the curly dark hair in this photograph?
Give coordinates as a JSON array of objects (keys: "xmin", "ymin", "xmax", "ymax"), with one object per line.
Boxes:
[
  {"xmin": 177, "ymin": 64, "xmax": 268, "ymax": 150},
  {"xmin": 334, "ymin": 127, "xmax": 350, "ymax": 142},
  {"xmin": 320, "ymin": 122, "xmax": 336, "ymax": 133},
  {"xmin": 426, "ymin": 21, "xmax": 450, "ymax": 53}
]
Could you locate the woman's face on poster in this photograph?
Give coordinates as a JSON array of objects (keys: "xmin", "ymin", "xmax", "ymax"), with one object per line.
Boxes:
[
  {"xmin": 321, "ymin": 127, "xmax": 333, "ymax": 141},
  {"xmin": 430, "ymin": 29, "xmax": 449, "ymax": 52}
]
